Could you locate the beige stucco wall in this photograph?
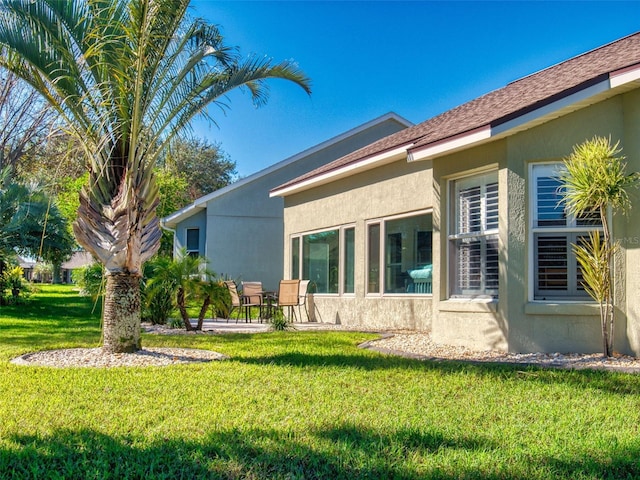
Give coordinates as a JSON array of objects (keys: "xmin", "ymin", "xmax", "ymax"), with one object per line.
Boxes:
[
  {"xmin": 283, "ymin": 86, "xmax": 640, "ymax": 354},
  {"xmin": 432, "ymin": 91, "xmax": 640, "ymax": 354},
  {"xmin": 431, "ymin": 142, "xmax": 508, "ymax": 351},
  {"xmin": 284, "ymin": 158, "xmax": 434, "ymax": 331}
]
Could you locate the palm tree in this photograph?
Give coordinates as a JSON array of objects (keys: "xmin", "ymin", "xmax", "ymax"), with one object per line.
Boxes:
[
  {"xmin": 0, "ymin": 0, "xmax": 310, "ymax": 352},
  {"xmin": 145, "ymin": 249, "xmax": 211, "ymax": 331},
  {"xmin": 559, "ymin": 137, "xmax": 639, "ymax": 357}
]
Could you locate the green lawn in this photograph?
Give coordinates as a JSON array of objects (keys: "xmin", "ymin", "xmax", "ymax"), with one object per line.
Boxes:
[{"xmin": 1, "ymin": 285, "xmax": 640, "ymax": 479}]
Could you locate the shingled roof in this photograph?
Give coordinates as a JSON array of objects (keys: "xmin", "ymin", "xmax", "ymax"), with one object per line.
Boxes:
[{"xmin": 272, "ymin": 32, "xmax": 640, "ymax": 196}]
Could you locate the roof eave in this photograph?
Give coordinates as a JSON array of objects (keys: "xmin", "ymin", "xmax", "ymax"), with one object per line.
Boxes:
[
  {"xmin": 408, "ymin": 65, "xmax": 640, "ymax": 162},
  {"xmin": 162, "ymin": 203, "xmax": 207, "ymax": 229},
  {"xmin": 270, "ymin": 144, "xmax": 411, "ymax": 197}
]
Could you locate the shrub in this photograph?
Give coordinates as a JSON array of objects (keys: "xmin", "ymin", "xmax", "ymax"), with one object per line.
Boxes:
[
  {"xmin": 269, "ymin": 308, "xmax": 295, "ymax": 331},
  {"xmin": 142, "ymin": 256, "xmax": 177, "ymax": 325}
]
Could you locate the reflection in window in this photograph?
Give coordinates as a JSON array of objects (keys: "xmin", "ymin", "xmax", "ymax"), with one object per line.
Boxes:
[
  {"xmin": 291, "ymin": 237, "xmax": 300, "ymax": 280},
  {"xmin": 344, "ymin": 227, "xmax": 355, "ymax": 294},
  {"xmin": 367, "ymin": 224, "xmax": 380, "ymax": 293},
  {"xmin": 291, "ymin": 227, "xmax": 355, "ymax": 295},
  {"xmin": 368, "ymin": 213, "xmax": 433, "ymax": 295},
  {"xmin": 303, "ymin": 230, "xmax": 339, "ymax": 294}
]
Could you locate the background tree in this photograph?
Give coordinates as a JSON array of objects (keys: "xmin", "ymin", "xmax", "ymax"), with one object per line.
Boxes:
[
  {"xmin": 560, "ymin": 136, "xmax": 640, "ymax": 357},
  {"xmin": 0, "ymin": 0, "xmax": 310, "ymax": 352},
  {"xmin": 0, "ymin": 70, "xmax": 55, "ymax": 176},
  {"xmin": 155, "ymin": 168, "xmax": 191, "ymax": 255},
  {"xmin": 163, "ymin": 136, "xmax": 237, "ymax": 201},
  {"xmin": 17, "ymin": 131, "xmax": 85, "ymax": 189},
  {"xmin": 0, "ymin": 171, "xmax": 74, "ymax": 277}
]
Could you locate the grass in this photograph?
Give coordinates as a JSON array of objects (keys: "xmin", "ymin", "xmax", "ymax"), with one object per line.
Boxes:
[{"xmin": 1, "ymin": 285, "xmax": 640, "ymax": 479}]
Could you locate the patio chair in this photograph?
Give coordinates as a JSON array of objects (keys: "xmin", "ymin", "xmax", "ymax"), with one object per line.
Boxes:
[
  {"xmin": 240, "ymin": 281, "xmax": 264, "ymax": 323},
  {"xmin": 297, "ymin": 279, "xmax": 311, "ymax": 321},
  {"xmin": 223, "ymin": 280, "xmax": 242, "ymax": 323},
  {"xmin": 274, "ymin": 279, "xmax": 300, "ymax": 322}
]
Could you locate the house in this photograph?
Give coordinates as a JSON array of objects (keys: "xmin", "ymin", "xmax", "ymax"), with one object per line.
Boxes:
[
  {"xmin": 17, "ymin": 256, "xmax": 35, "ymax": 282},
  {"xmin": 61, "ymin": 251, "xmax": 95, "ymax": 284},
  {"xmin": 163, "ymin": 113, "xmax": 412, "ymax": 291},
  {"xmin": 271, "ymin": 32, "xmax": 640, "ymax": 355}
]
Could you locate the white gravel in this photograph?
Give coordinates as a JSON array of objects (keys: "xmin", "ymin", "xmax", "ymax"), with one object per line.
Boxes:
[
  {"xmin": 369, "ymin": 332, "xmax": 640, "ymax": 373},
  {"xmin": 10, "ymin": 323, "xmax": 640, "ymax": 372},
  {"xmin": 11, "ymin": 347, "xmax": 227, "ymax": 368}
]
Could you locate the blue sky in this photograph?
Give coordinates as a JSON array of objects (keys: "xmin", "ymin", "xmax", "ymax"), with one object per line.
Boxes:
[{"xmin": 189, "ymin": 1, "xmax": 640, "ymax": 178}]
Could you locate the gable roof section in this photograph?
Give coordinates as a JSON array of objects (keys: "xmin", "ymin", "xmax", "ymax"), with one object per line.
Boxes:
[
  {"xmin": 271, "ymin": 32, "xmax": 640, "ymax": 197},
  {"xmin": 163, "ymin": 112, "xmax": 413, "ymax": 227}
]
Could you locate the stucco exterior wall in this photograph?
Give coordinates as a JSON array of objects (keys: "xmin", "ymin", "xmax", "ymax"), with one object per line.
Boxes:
[
  {"xmin": 621, "ymin": 88, "xmax": 640, "ymax": 356},
  {"xmin": 281, "ymin": 87, "xmax": 640, "ymax": 354},
  {"xmin": 431, "ymin": 92, "xmax": 640, "ymax": 354},
  {"xmin": 284, "ymin": 158, "xmax": 434, "ymax": 330},
  {"xmin": 431, "ymin": 142, "xmax": 508, "ymax": 351}
]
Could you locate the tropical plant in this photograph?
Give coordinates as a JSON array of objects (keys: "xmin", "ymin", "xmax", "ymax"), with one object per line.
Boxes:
[
  {"xmin": 196, "ymin": 279, "xmax": 230, "ymax": 329},
  {"xmin": 559, "ymin": 136, "xmax": 640, "ymax": 357},
  {"xmin": 145, "ymin": 249, "xmax": 212, "ymax": 331},
  {"xmin": 141, "ymin": 255, "xmax": 175, "ymax": 325},
  {"xmin": 0, "ymin": 0, "xmax": 310, "ymax": 352},
  {"xmin": 269, "ymin": 308, "xmax": 295, "ymax": 332},
  {"xmin": 73, "ymin": 262, "xmax": 104, "ymax": 301}
]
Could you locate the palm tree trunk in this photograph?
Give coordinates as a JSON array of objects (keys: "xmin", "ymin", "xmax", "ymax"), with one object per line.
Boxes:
[
  {"xmin": 196, "ymin": 295, "xmax": 211, "ymax": 331},
  {"xmin": 103, "ymin": 273, "xmax": 141, "ymax": 353},
  {"xmin": 177, "ymin": 287, "xmax": 194, "ymax": 331}
]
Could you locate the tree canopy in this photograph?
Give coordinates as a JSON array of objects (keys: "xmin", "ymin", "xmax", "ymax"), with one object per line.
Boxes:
[{"xmin": 0, "ymin": 170, "xmax": 74, "ymax": 271}]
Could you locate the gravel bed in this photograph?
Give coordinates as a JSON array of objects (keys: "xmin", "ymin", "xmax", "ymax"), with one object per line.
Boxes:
[
  {"xmin": 10, "ymin": 324, "xmax": 640, "ymax": 372},
  {"xmin": 11, "ymin": 347, "xmax": 227, "ymax": 368},
  {"xmin": 369, "ymin": 332, "xmax": 640, "ymax": 373}
]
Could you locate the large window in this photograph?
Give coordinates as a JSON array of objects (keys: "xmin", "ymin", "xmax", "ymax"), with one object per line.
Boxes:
[
  {"xmin": 367, "ymin": 212, "xmax": 433, "ymax": 295},
  {"xmin": 449, "ymin": 172, "xmax": 499, "ymax": 297},
  {"xmin": 531, "ymin": 164, "xmax": 601, "ymax": 300},
  {"xmin": 290, "ymin": 226, "xmax": 355, "ymax": 294}
]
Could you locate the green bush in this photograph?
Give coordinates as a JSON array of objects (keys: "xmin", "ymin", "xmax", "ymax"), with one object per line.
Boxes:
[
  {"xmin": 73, "ymin": 262, "xmax": 105, "ymax": 300},
  {"xmin": 142, "ymin": 256, "xmax": 176, "ymax": 325}
]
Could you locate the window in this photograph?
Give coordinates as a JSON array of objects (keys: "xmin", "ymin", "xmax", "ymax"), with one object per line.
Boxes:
[
  {"xmin": 291, "ymin": 226, "xmax": 354, "ymax": 294},
  {"xmin": 344, "ymin": 227, "xmax": 355, "ymax": 294},
  {"xmin": 291, "ymin": 237, "xmax": 300, "ymax": 280},
  {"xmin": 531, "ymin": 164, "xmax": 601, "ymax": 300},
  {"xmin": 449, "ymin": 172, "xmax": 499, "ymax": 297},
  {"xmin": 185, "ymin": 228, "xmax": 200, "ymax": 257},
  {"xmin": 367, "ymin": 212, "xmax": 433, "ymax": 295},
  {"xmin": 367, "ymin": 224, "xmax": 381, "ymax": 293}
]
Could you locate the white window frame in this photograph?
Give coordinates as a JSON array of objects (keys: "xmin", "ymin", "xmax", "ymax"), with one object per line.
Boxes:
[
  {"xmin": 528, "ymin": 162, "xmax": 602, "ymax": 301},
  {"xmin": 365, "ymin": 209, "xmax": 433, "ymax": 297},
  {"xmin": 290, "ymin": 224, "xmax": 356, "ymax": 296},
  {"xmin": 448, "ymin": 171, "xmax": 499, "ymax": 298}
]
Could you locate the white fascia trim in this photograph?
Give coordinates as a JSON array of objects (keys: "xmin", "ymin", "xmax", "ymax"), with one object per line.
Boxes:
[
  {"xmin": 610, "ymin": 63, "xmax": 640, "ymax": 88},
  {"xmin": 407, "ymin": 127, "xmax": 492, "ymax": 162},
  {"xmin": 270, "ymin": 145, "xmax": 411, "ymax": 197},
  {"xmin": 490, "ymin": 79, "xmax": 611, "ymax": 136},
  {"xmin": 162, "ymin": 203, "xmax": 206, "ymax": 228}
]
